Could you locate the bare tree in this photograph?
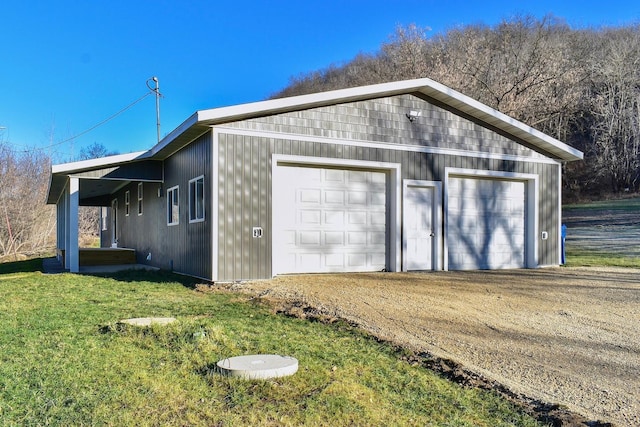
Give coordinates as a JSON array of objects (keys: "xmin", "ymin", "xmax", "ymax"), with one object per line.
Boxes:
[
  {"xmin": 432, "ymin": 16, "xmax": 591, "ymax": 139},
  {"xmin": 0, "ymin": 144, "xmax": 56, "ymax": 260},
  {"xmin": 588, "ymin": 27, "xmax": 640, "ymax": 192}
]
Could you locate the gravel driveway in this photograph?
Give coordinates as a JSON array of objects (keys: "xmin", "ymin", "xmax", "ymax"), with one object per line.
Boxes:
[{"xmin": 234, "ymin": 267, "xmax": 640, "ymax": 426}]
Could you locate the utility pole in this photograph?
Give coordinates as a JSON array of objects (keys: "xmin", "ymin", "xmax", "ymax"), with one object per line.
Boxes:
[{"xmin": 147, "ymin": 77, "xmax": 161, "ymax": 142}]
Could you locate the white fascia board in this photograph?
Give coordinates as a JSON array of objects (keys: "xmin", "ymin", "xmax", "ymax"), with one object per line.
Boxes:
[
  {"xmin": 197, "ymin": 77, "xmax": 582, "ymax": 162},
  {"xmin": 147, "ymin": 111, "xmax": 199, "ymax": 157},
  {"xmin": 424, "ymin": 86, "xmax": 583, "ymax": 161},
  {"xmin": 197, "ymin": 79, "xmax": 430, "ymax": 124},
  {"xmin": 52, "ymin": 151, "xmax": 149, "ymax": 174},
  {"xmin": 149, "ymin": 77, "xmax": 583, "ymax": 163}
]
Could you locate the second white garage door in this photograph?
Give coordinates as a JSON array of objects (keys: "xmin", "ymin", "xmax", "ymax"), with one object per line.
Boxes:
[
  {"xmin": 447, "ymin": 177, "xmax": 526, "ymax": 270},
  {"xmin": 273, "ymin": 166, "xmax": 387, "ymax": 274}
]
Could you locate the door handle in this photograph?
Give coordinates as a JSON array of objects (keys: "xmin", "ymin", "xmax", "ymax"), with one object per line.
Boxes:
[{"xmin": 429, "ymin": 232, "xmax": 435, "ymax": 237}]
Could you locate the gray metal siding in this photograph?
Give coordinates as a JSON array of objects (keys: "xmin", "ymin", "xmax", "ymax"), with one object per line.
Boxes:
[
  {"xmin": 227, "ymin": 94, "xmax": 547, "ymax": 159},
  {"xmin": 217, "ymin": 134, "xmax": 271, "ymax": 281},
  {"xmin": 106, "ymin": 131, "xmax": 213, "ymax": 279},
  {"xmin": 216, "ymin": 131, "xmax": 560, "ymax": 281}
]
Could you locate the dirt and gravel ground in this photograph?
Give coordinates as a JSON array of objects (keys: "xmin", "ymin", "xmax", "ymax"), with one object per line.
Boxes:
[{"xmin": 228, "ymin": 267, "xmax": 639, "ymax": 426}]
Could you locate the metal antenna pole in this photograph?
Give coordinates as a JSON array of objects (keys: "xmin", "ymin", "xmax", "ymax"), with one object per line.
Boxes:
[{"xmin": 152, "ymin": 77, "xmax": 161, "ymax": 142}]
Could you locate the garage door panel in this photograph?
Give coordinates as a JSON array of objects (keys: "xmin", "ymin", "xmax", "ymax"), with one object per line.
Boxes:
[
  {"xmin": 347, "ymin": 231, "xmax": 367, "ymax": 245},
  {"xmin": 347, "ymin": 253, "xmax": 367, "ymax": 268},
  {"xmin": 324, "ymin": 231, "xmax": 344, "ymax": 245},
  {"xmin": 369, "ymin": 231, "xmax": 386, "ymax": 245},
  {"xmin": 370, "ymin": 252, "xmax": 386, "ymax": 266},
  {"xmin": 370, "ymin": 211, "xmax": 386, "ymax": 225},
  {"xmin": 348, "ymin": 211, "xmax": 367, "ymax": 225},
  {"xmin": 299, "ymin": 210, "xmax": 321, "ymax": 225},
  {"xmin": 325, "ymin": 169, "xmax": 345, "ymax": 181},
  {"xmin": 348, "ymin": 191, "xmax": 368, "ymax": 205},
  {"xmin": 283, "ymin": 231, "xmax": 295, "ymax": 245},
  {"xmin": 325, "ymin": 190, "xmax": 344, "ymax": 204},
  {"xmin": 348, "ymin": 170, "xmax": 367, "ymax": 182},
  {"xmin": 448, "ymin": 177, "xmax": 526, "ymax": 270},
  {"xmin": 299, "ymin": 231, "xmax": 321, "ymax": 246},
  {"xmin": 299, "ymin": 253, "xmax": 322, "ymax": 270},
  {"xmin": 324, "ymin": 211, "xmax": 345, "ymax": 225},
  {"xmin": 275, "ymin": 166, "xmax": 387, "ymax": 274},
  {"xmin": 325, "ymin": 254, "xmax": 345, "ymax": 267},
  {"xmin": 299, "ymin": 188, "xmax": 321, "ymax": 203},
  {"xmin": 371, "ymin": 192, "xmax": 386, "ymax": 205}
]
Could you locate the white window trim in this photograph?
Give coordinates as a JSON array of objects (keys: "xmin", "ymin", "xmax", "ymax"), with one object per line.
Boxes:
[
  {"xmin": 137, "ymin": 182, "xmax": 143, "ymax": 216},
  {"xmin": 167, "ymin": 185, "xmax": 179, "ymax": 226},
  {"xmin": 124, "ymin": 190, "xmax": 130, "ymax": 216},
  {"xmin": 188, "ymin": 175, "xmax": 205, "ymax": 224}
]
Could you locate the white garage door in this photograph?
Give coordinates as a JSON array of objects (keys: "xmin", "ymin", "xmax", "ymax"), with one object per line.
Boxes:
[
  {"xmin": 447, "ymin": 177, "xmax": 526, "ymax": 270},
  {"xmin": 273, "ymin": 166, "xmax": 387, "ymax": 274}
]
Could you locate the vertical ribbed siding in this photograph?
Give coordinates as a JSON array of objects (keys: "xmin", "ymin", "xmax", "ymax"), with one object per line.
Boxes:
[
  {"xmin": 162, "ymin": 131, "xmax": 212, "ymax": 279},
  {"xmin": 216, "ymin": 130, "xmax": 561, "ymax": 281},
  {"xmin": 217, "ymin": 134, "xmax": 271, "ymax": 281},
  {"xmin": 111, "ymin": 131, "xmax": 212, "ymax": 279}
]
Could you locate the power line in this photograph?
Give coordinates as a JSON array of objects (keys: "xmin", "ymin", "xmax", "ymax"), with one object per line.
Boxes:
[
  {"xmin": 42, "ymin": 91, "xmax": 153, "ymax": 149},
  {"xmin": 2, "ymin": 91, "xmax": 153, "ymax": 154}
]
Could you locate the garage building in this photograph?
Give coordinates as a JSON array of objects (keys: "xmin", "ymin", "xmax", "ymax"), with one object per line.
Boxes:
[{"xmin": 47, "ymin": 78, "xmax": 583, "ymax": 281}]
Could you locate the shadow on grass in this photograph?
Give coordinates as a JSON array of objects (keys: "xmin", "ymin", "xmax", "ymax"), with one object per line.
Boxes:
[
  {"xmin": 85, "ymin": 269, "xmax": 205, "ymax": 289},
  {"xmin": 0, "ymin": 258, "xmax": 44, "ymax": 274}
]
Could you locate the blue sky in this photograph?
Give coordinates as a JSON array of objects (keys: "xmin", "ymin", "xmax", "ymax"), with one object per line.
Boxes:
[{"xmin": 1, "ymin": 1, "xmax": 638, "ymax": 161}]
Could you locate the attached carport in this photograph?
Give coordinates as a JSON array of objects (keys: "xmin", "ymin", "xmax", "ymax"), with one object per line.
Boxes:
[{"xmin": 47, "ymin": 152, "xmax": 163, "ymax": 272}]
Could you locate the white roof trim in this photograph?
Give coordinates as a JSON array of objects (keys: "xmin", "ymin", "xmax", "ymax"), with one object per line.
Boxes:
[
  {"xmin": 145, "ymin": 77, "xmax": 582, "ymax": 162},
  {"xmin": 51, "ymin": 151, "xmax": 149, "ymax": 174},
  {"xmin": 147, "ymin": 112, "xmax": 199, "ymax": 157}
]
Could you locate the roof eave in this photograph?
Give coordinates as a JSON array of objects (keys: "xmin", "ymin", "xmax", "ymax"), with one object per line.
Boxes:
[
  {"xmin": 51, "ymin": 151, "xmax": 150, "ymax": 175},
  {"xmin": 415, "ymin": 80, "xmax": 584, "ymax": 162},
  {"xmin": 112, "ymin": 77, "xmax": 586, "ymax": 165}
]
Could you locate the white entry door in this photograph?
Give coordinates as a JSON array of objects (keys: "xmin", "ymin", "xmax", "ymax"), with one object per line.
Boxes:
[
  {"xmin": 273, "ymin": 165, "xmax": 387, "ymax": 274},
  {"xmin": 404, "ymin": 184, "xmax": 437, "ymax": 270}
]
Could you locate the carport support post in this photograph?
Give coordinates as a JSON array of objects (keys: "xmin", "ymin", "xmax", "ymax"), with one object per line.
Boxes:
[{"xmin": 65, "ymin": 177, "xmax": 80, "ymax": 273}]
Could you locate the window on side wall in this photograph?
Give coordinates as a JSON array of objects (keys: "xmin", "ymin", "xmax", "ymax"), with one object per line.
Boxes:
[
  {"xmin": 125, "ymin": 191, "xmax": 130, "ymax": 216},
  {"xmin": 167, "ymin": 186, "xmax": 179, "ymax": 226},
  {"xmin": 137, "ymin": 182, "xmax": 143, "ymax": 216},
  {"xmin": 189, "ymin": 175, "xmax": 205, "ymax": 223}
]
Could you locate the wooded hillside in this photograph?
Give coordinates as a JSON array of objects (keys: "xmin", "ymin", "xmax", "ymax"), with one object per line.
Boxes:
[{"xmin": 273, "ymin": 15, "xmax": 640, "ymax": 200}]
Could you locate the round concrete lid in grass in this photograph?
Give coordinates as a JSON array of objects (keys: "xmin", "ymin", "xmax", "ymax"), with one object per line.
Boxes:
[
  {"xmin": 216, "ymin": 354, "xmax": 298, "ymax": 379},
  {"xmin": 118, "ymin": 317, "xmax": 177, "ymax": 327}
]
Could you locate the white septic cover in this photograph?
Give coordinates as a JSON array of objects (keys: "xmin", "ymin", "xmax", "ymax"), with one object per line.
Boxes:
[
  {"xmin": 217, "ymin": 354, "xmax": 298, "ymax": 379},
  {"xmin": 119, "ymin": 317, "xmax": 176, "ymax": 327}
]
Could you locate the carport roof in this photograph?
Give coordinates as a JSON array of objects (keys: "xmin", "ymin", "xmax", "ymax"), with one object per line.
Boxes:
[{"xmin": 48, "ymin": 77, "xmax": 584, "ymax": 205}]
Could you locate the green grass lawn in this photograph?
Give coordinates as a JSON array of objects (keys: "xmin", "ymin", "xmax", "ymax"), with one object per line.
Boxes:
[
  {"xmin": 0, "ymin": 259, "xmax": 544, "ymax": 426},
  {"xmin": 563, "ymin": 197, "xmax": 640, "ymax": 268},
  {"xmin": 563, "ymin": 196, "xmax": 640, "ymax": 211},
  {"xmin": 564, "ymin": 247, "xmax": 640, "ymax": 268}
]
